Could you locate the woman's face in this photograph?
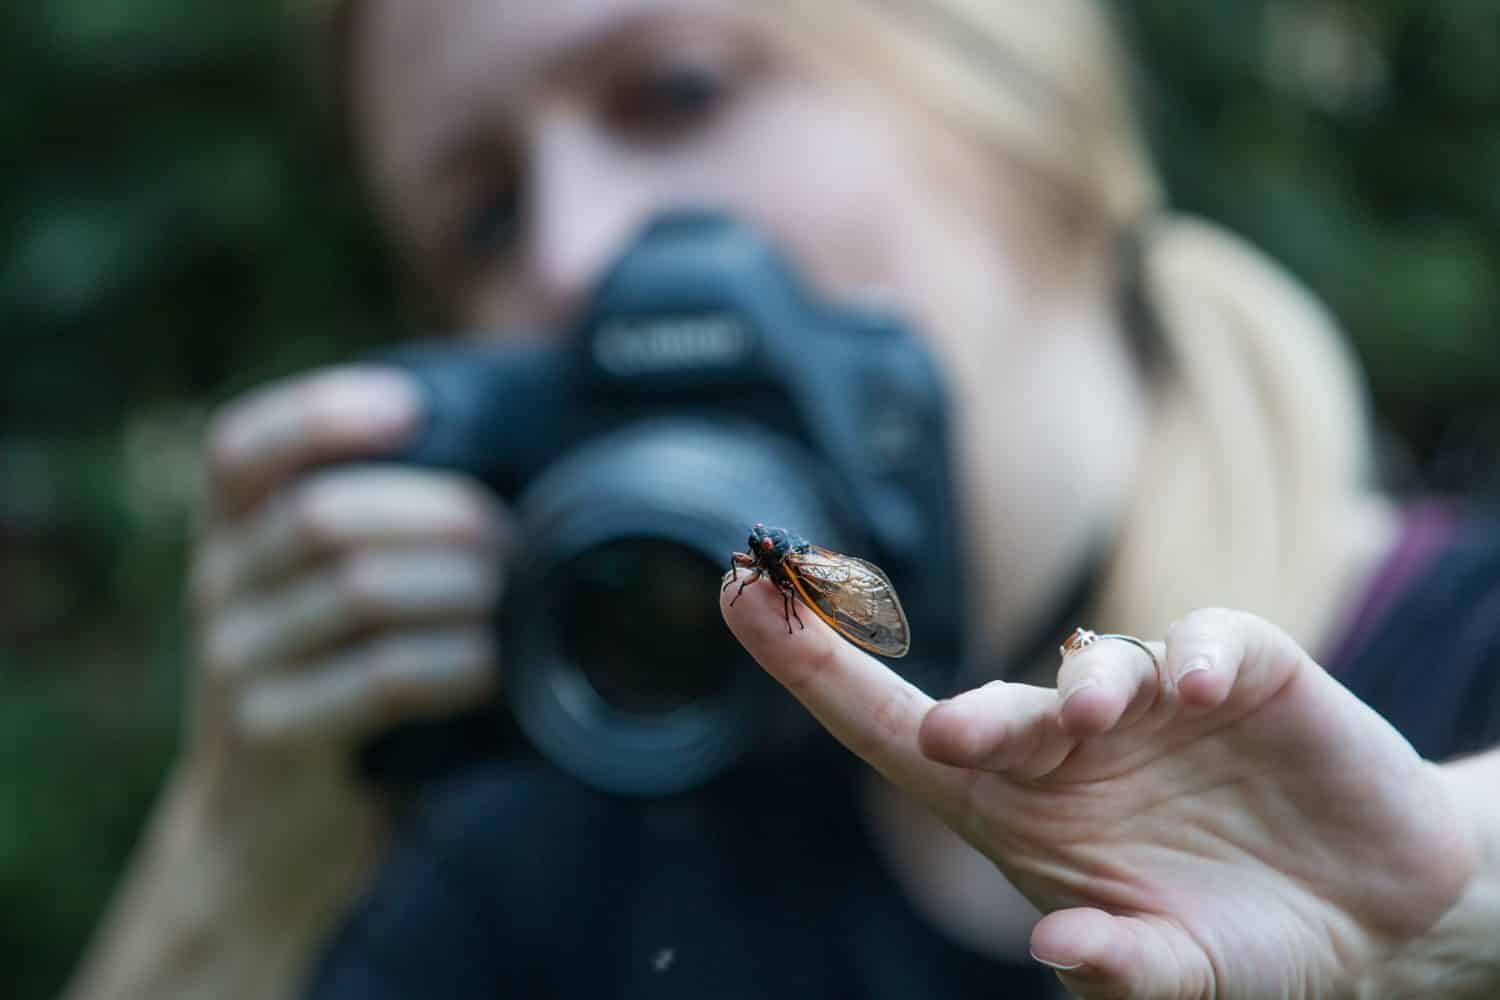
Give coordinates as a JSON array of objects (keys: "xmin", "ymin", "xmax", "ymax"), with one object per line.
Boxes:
[{"xmin": 351, "ymin": 0, "xmax": 1149, "ymax": 660}]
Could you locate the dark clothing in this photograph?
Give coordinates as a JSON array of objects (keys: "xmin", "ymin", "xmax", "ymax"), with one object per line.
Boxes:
[
  {"xmin": 309, "ymin": 752, "xmax": 1060, "ymax": 999},
  {"xmin": 1325, "ymin": 502, "xmax": 1500, "ymax": 761},
  {"xmin": 308, "ymin": 505, "xmax": 1500, "ymax": 998}
]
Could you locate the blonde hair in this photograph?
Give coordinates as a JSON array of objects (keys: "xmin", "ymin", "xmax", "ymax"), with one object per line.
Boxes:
[{"xmin": 769, "ymin": 0, "xmax": 1376, "ymax": 649}]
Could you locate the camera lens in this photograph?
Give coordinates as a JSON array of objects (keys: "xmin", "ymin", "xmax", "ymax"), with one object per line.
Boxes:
[
  {"xmin": 558, "ymin": 538, "xmax": 738, "ymax": 716},
  {"xmin": 504, "ymin": 418, "xmax": 850, "ymax": 796}
]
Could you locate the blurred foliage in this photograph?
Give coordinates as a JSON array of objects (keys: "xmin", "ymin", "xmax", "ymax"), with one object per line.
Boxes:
[
  {"xmin": 1, "ymin": 1, "xmax": 1496, "ymax": 996},
  {"xmin": 1117, "ymin": 0, "xmax": 1500, "ymax": 482},
  {"xmin": 2, "ymin": 2, "xmax": 398, "ymax": 996}
]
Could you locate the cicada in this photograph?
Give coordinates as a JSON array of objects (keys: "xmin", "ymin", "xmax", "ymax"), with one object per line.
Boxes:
[{"xmin": 724, "ymin": 523, "xmax": 910, "ymax": 658}]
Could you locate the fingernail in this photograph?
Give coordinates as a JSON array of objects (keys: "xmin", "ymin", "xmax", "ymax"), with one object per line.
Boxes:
[
  {"xmin": 1059, "ymin": 678, "xmax": 1098, "ymax": 708},
  {"xmin": 1030, "ymin": 949, "xmax": 1085, "ymax": 971},
  {"xmin": 1175, "ymin": 657, "xmax": 1212, "ymax": 684}
]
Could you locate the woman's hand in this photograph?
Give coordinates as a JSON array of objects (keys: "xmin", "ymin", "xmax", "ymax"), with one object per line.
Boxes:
[
  {"xmin": 186, "ymin": 365, "xmax": 503, "ymax": 897},
  {"xmin": 723, "ymin": 591, "xmax": 1479, "ymax": 997},
  {"xmin": 69, "ymin": 367, "xmax": 505, "ymax": 999}
]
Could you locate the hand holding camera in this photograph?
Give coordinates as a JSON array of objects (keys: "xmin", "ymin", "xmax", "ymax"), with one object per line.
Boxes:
[{"xmin": 181, "ymin": 366, "xmax": 505, "ymax": 908}]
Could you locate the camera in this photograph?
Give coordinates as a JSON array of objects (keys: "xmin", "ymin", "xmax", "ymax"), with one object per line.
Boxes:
[{"xmin": 362, "ymin": 212, "xmax": 965, "ymax": 796}]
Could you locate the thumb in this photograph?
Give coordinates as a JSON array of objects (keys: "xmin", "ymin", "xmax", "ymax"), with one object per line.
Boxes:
[{"xmin": 1030, "ymin": 907, "xmax": 1214, "ymax": 998}]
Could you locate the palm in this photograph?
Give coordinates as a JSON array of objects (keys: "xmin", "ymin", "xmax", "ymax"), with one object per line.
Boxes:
[
  {"xmin": 723, "ymin": 593, "xmax": 1474, "ymax": 997},
  {"xmin": 984, "ymin": 677, "xmax": 1461, "ymax": 993}
]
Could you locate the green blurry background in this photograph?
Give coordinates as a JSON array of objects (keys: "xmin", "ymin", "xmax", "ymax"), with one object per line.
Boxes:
[{"xmin": 2, "ymin": 2, "xmax": 1496, "ymax": 996}]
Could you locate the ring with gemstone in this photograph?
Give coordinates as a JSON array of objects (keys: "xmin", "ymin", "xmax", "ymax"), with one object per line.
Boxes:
[{"xmin": 1060, "ymin": 626, "xmax": 1160, "ymax": 673}]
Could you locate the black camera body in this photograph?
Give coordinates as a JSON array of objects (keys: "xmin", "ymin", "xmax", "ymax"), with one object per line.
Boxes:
[{"xmin": 366, "ymin": 212, "xmax": 965, "ymax": 795}]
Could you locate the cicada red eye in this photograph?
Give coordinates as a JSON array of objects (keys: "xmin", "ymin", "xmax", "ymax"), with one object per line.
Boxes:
[{"xmin": 760, "ymin": 537, "xmax": 774, "ymax": 552}]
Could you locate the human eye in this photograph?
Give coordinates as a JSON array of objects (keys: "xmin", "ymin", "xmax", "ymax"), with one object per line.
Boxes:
[
  {"xmin": 457, "ymin": 180, "xmax": 521, "ymax": 260},
  {"xmin": 604, "ymin": 60, "xmax": 727, "ymax": 140},
  {"xmin": 600, "ymin": 30, "xmax": 755, "ymax": 142}
]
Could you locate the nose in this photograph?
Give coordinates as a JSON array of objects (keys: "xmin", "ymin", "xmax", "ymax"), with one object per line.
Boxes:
[{"xmin": 519, "ymin": 112, "xmax": 650, "ymax": 327}]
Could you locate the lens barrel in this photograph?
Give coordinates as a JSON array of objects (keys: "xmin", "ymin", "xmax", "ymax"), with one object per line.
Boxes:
[{"xmin": 504, "ymin": 418, "xmax": 845, "ymax": 795}]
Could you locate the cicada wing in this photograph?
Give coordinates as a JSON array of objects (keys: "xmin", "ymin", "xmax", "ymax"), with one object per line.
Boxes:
[{"xmin": 784, "ymin": 545, "xmax": 911, "ymax": 658}]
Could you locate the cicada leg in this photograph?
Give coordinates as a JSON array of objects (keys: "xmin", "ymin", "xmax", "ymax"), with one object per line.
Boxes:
[
  {"xmin": 723, "ymin": 551, "xmax": 758, "ymax": 593},
  {"xmin": 780, "ymin": 582, "xmax": 804, "ymax": 634},
  {"xmin": 728, "ymin": 567, "xmax": 763, "ymax": 606}
]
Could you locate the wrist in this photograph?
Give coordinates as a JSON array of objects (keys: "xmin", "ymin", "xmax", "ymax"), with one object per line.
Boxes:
[
  {"xmin": 1355, "ymin": 757, "xmax": 1500, "ymax": 999},
  {"xmin": 66, "ymin": 764, "xmax": 384, "ymax": 1000},
  {"xmin": 164, "ymin": 757, "xmax": 388, "ymax": 951}
]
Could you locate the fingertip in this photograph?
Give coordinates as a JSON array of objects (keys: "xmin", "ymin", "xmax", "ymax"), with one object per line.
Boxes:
[
  {"xmin": 317, "ymin": 365, "xmax": 425, "ymax": 434},
  {"xmin": 720, "ymin": 576, "xmax": 836, "ymax": 687},
  {"xmin": 297, "ymin": 367, "xmax": 426, "ymax": 473},
  {"xmin": 719, "ymin": 573, "xmax": 770, "ymax": 637},
  {"xmin": 1029, "ymin": 906, "xmax": 1116, "ymax": 976},
  {"xmin": 719, "ymin": 572, "xmax": 788, "ymax": 635},
  {"xmin": 208, "ymin": 367, "xmax": 425, "ymax": 516},
  {"xmin": 1175, "ymin": 659, "xmax": 1228, "ymax": 708},
  {"xmin": 916, "ymin": 698, "xmax": 983, "ymax": 766},
  {"xmin": 1167, "ymin": 607, "xmax": 1320, "ymax": 715},
  {"xmin": 1034, "ymin": 908, "xmax": 1211, "ymax": 998},
  {"xmin": 1031, "ymin": 907, "xmax": 1160, "ymax": 999}
]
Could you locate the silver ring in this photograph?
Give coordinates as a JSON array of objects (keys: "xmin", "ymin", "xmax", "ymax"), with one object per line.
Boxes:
[{"xmin": 1060, "ymin": 627, "xmax": 1161, "ymax": 673}]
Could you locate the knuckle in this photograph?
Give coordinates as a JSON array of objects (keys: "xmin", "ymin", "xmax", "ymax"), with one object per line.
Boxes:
[
  {"xmin": 1073, "ymin": 644, "xmax": 1113, "ymax": 671},
  {"xmin": 447, "ymin": 477, "xmax": 497, "ymax": 523},
  {"xmin": 294, "ymin": 376, "xmax": 342, "ymax": 429},
  {"xmin": 286, "ymin": 479, "xmax": 340, "ymax": 552},
  {"xmin": 1166, "ymin": 608, "xmax": 1255, "ymax": 679},
  {"xmin": 956, "ymin": 768, "xmax": 991, "ymax": 844},
  {"xmin": 869, "ymin": 684, "xmax": 920, "ymax": 749},
  {"xmin": 334, "ymin": 555, "xmax": 390, "ymax": 623},
  {"xmin": 1228, "ymin": 607, "xmax": 1275, "ymax": 636},
  {"xmin": 1059, "ymin": 644, "xmax": 1111, "ymax": 685},
  {"xmin": 294, "ymin": 375, "xmax": 363, "ymax": 452},
  {"xmin": 204, "ymin": 381, "xmax": 286, "ymax": 479},
  {"xmin": 1194, "ymin": 605, "xmax": 1238, "ymax": 628},
  {"xmin": 432, "ymin": 476, "xmax": 505, "ymax": 549},
  {"xmin": 1169, "ymin": 607, "xmax": 1236, "ymax": 645},
  {"xmin": 952, "ymin": 713, "xmax": 1001, "ymax": 766},
  {"xmin": 1240, "ymin": 611, "xmax": 1304, "ymax": 670}
]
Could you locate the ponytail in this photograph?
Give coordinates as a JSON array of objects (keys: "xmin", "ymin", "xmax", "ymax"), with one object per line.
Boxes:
[{"xmin": 1097, "ymin": 217, "xmax": 1375, "ymax": 649}]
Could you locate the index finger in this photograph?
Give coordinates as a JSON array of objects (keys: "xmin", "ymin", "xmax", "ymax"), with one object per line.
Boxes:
[
  {"xmin": 206, "ymin": 366, "xmax": 422, "ymax": 518},
  {"xmin": 720, "ymin": 577, "xmax": 966, "ymax": 803}
]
